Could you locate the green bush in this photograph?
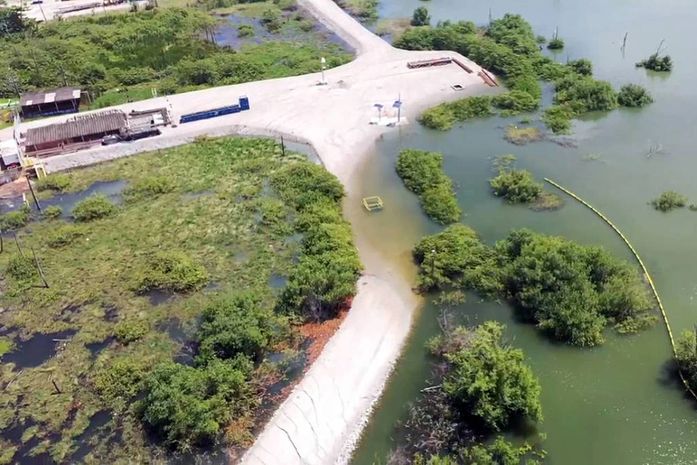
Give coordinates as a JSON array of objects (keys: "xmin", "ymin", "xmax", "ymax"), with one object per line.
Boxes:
[
  {"xmin": 492, "ymin": 90, "xmax": 539, "ymax": 115},
  {"xmin": 419, "ymin": 96, "xmax": 493, "ymax": 131},
  {"xmin": 676, "ymin": 329, "xmax": 697, "ymax": 390},
  {"xmin": 46, "ymin": 225, "xmax": 84, "ymax": 248},
  {"xmin": 412, "ymin": 224, "xmax": 501, "ymax": 294},
  {"xmin": 618, "ymin": 84, "xmax": 653, "ymax": 108},
  {"xmin": 93, "ymin": 357, "xmax": 148, "ymax": 407},
  {"xmin": 125, "ymin": 175, "xmax": 176, "ymax": 201},
  {"xmin": 0, "ymin": 205, "xmax": 30, "ymax": 230},
  {"xmin": 554, "ymin": 74, "xmax": 618, "ymax": 113},
  {"xmin": 651, "ymin": 191, "xmax": 687, "ymax": 212},
  {"xmin": 140, "ymin": 359, "xmax": 254, "ymax": 449},
  {"xmin": 396, "ymin": 149, "xmax": 461, "ymax": 225},
  {"xmin": 197, "ymin": 293, "xmax": 280, "ymax": 363},
  {"xmin": 489, "ymin": 168, "xmax": 543, "ymax": 203},
  {"xmin": 442, "ymin": 322, "xmax": 542, "ymax": 431},
  {"xmin": 421, "ymin": 183, "xmax": 462, "ymax": 224},
  {"xmin": 35, "ymin": 174, "xmax": 71, "ymax": 192},
  {"xmin": 6, "ymin": 255, "xmax": 37, "ymax": 281},
  {"xmin": 568, "ymin": 58, "xmax": 593, "ymax": 76},
  {"xmin": 114, "ymin": 319, "xmax": 149, "ymax": 344},
  {"xmin": 134, "ymin": 251, "xmax": 208, "ymax": 293},
  {"xmin": 237, "ymin": 24, "xmax": 254, "ymax": 38},
  {"xmin": 42, "ymin": 205, "xmax": 63, "ymax": 220},
  {"xmin": 636, "ymin": 53, "xmax": 673, "ymax": 72},
  {"xmin": 396, "ymin": 149, "xmax": 447, "ymax": 195},
  {"xmin": 411, "ymin": 6, "xmax": 430, "ymax": 26},
  {"xmin": 547, "ymin": 37, "xmax": 564, "ymax": 50},
  {"xmin": 72, "ymin": 195, "xmax": 117, "ymax": 222},
  {"xmin": 542, "ymin": 105, "xmax": 573, "ymax": 134}
]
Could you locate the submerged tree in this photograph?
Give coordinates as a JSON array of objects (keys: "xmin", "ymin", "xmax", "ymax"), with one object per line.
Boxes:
[{"xmin": 411, "ymin": 6, "xmax": 431, "ymax": 27}]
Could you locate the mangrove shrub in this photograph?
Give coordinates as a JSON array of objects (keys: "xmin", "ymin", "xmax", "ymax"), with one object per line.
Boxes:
[
  {"xmin": 197, "ymin": 293, "xmax": 280, "ymax": 363},
  {"xmin": 273, "ymin": 161, "xmax": 361, "ymax": 321},
  {"xmin": 676, "ymin": 329, "xmax": 697, "ymax": 390},
  {"xmin": 618, "ymin": 84, "xmax": 653, "ymax": 108},
  {"xmin": 396, "ymin": 149, "xmax": 462, "ymax": 224},
  {"xmin": 651, "ymin": 191, "xmax": 687, "ymax": 212},
  {"xmin": 489, "ymin": 168, "xmax": 543, "ymax": 203},
  {"xmin": 636, "ymin": 53, "xmax": 673, "ymax": 72},
  {"xmin": 140, "ymin": 359, "xmax": 254, "ymax": 449},
  {"xmin": 414, "ymin": 227, "xmax": 655, "ymax": 346},
  {"xmin": 411, "ymin": 7, "xmax": 431, "ymax": 26},
  {"xmin": 443, "ymin": 322, "xmax": 542, "ymax": 431}
]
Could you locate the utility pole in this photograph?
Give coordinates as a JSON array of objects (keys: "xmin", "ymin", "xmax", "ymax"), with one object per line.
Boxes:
[{"xmin": 26, "ymin": 178, "xmax": 41, "ymax": 212}]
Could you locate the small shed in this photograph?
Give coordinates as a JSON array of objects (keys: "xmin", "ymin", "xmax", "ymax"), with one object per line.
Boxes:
[
  {"xmin": 24, "ymin": 110, "xmax": 127, "ymax": 155},
  {"xmin": 20, "ymin": 87, "xmax": 82, "ymax": 118},
  {"xmin": 0, "ymin": 139, "xmax": 21, "ymax": 170}
]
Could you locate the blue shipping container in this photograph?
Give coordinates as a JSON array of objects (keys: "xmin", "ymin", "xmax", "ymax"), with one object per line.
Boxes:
[{"xmin": 179, "ymin": 97, "xmax": 250, "ymax": 124}]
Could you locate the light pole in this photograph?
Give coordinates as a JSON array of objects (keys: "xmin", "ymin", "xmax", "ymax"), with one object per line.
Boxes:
[
  {"xmin": 373, "ymin": 103, "xmax": 383, "ymax": 123},
  {"xmin": 392, "ymin": 94, "xmax": 402, "ymax": 124},
  {"xmin": 320, "ymin": 57, "xmax": 327, "ymax": 85}
]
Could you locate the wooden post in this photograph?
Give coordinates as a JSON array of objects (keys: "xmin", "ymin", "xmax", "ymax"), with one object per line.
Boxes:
[
  {"xmin": 51, "ymin": 378, "xmax": 62, "ymax": 394},
  {"xmin": 26, "ymin": 178, "xmax": 41, "ymax": 212},
  {"xmin": 14, "ymin": 233, "xmax": 23, "ymax": 257},
  {"xmin": 281, "ymin": 136, "xmax": 286, "ymax": 157},
  {"xmin": 0, "ymin": 233, "xmax": 3, "ymax": 253},
  {"xmin": 31, "ymin": 247, "xmax": 49, "ymax": 288}
]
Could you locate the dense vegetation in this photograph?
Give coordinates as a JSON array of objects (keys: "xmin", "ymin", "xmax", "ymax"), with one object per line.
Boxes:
[
  {"xmin": 396, "ymin": 14, "xmax": 651, "ymax": 134},
  {"xmin": 651, "ymin": 191, "xmax": 687, "ymax": 212},
  {"xmin": 395, "ymin": 322, "xmax": 543, "ymax": 464},
  {"xmin": 0, "ymin": 137, "xmax": 360, "ymax": 462},
  {"xmin": 396, "ymin": 149, "xmax": 462, "ymax": 224},
  {"xmin": 413, "ymin": 226, "xmax": 656, "ymax": 346},
  {"xmin": 0, "ymin": 6, "xmax": 351, "ymax": 106},
  {"xmin": 676, "ymin": 329, "xmax": 697, "ymax": 392}
]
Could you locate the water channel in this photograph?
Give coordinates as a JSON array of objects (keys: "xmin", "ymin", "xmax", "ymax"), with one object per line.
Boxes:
[{"xmin": 350, "ymin": 0, "xmax": 697, "ymax": 463}]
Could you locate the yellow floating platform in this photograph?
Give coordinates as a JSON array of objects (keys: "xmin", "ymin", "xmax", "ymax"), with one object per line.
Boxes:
[{"xmin": 362, "ymin": 196, "xmax": 384, "ymax": 211}]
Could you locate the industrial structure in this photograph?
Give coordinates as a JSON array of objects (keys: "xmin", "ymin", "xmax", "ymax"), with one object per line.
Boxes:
[
  {"xmin": 20, "ymin": 87, "xmax": 82, "ymax": 118},
  {"xmin": 24, "ymin": 110, "xmax": 128, "ymax": 156}
]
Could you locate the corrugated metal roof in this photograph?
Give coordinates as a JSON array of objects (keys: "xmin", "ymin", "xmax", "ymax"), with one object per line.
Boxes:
[
  {"xmin": 20, "ymin": 87, "xmax": 81, "ymax": 107},
  {"xmin": 25, "ymin": 110, "xmax": 127, "ymax": 147}
]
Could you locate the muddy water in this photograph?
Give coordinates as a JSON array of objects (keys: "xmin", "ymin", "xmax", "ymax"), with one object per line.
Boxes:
[{"xmin": 350, "ymin": 1, "xmax": 697, "ymax": 463}]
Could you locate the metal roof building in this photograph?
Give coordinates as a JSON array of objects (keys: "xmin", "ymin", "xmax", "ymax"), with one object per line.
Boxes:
[
  {"xmin": 20, "ymin": 87, "xmax": 82, "ymax": 118},
  {"xmin": 24, "ymin": 110, "xmax": 127, "ymax": 155}
]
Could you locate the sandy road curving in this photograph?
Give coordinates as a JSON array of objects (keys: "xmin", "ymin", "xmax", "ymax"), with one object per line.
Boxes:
[{"xmin": 0, "ymin": 1, "xmax": 491, "ymax": 463}]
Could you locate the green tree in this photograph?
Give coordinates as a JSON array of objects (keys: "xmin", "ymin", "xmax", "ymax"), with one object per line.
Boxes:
[
  {"xmin": 411, "ymin": 6, "xmax": 431, "ymax": 27},
  {"xmin": 443, "ymin": 322, "xmax": 542, "ymax": 431},
  {"xmin": 0, "ymin": 8, "xmax": 34, "ymax": 37}
]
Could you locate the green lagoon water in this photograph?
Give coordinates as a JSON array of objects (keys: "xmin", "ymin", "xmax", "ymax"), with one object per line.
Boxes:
[{"xmin": 349, "ymin": 1, "xmax": 697, "ymax": 464}]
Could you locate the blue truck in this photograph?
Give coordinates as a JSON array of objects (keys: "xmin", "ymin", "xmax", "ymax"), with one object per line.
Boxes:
[{"xmin": 179, "ymin": 96, "xmax": 250, "ymax": 124}]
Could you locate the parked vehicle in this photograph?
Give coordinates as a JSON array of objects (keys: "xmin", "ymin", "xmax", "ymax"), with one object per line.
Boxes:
[{"xmin": 101, "ymin": 135, "xmax": 122, "ymax": 146}]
